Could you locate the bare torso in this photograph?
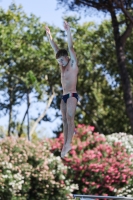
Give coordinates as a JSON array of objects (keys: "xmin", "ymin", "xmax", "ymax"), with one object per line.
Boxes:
[{"xmin": 60, "ymin": 59, "xmax": 78, "ymax": 95}]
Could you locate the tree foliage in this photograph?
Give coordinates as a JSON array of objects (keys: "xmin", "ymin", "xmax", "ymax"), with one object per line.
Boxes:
[
  {"xmin": 55, "ymin": 0, "xmax": 133, "ymax": 133},
  {"xmin": 0, "ymin": 4, "xmax": 60, "ymax": 137},
  {"xmin": 59, "ymin": 16, "xmax": 132, "ymax": 134},
  {"xmin": 1, "ymin": 3, "xmax": 133, "ymax": 137},
  {"xmin": 56, "ymin": 0, "xmax": 133, "ymax": 15}
]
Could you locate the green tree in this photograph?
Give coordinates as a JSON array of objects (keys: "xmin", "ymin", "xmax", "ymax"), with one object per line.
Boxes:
[
  {"xmin": 54, "ymin": 16, "xmax": 131, "ymax": 134},
  {"xmin": 55, "ymin": 0, "xmax": 133, "ymax": 133},
  {"xmin": 0, "ymin": 4, "xmax": 59, "ymax": 138},
  {"xmin": 1, "ymin": 3, "xmax": 133, "ymax": 138}
]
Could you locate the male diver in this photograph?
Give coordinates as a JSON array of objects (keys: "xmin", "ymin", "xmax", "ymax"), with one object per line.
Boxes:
[{"xmin": 45, "ymin": 21, "xmax": 78, "ymax": 158}]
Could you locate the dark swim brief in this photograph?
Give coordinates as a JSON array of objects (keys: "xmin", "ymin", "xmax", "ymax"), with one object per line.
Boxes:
[{"xmin": 62, "ymin": 93, "xmax": 78, "ymax": 103}]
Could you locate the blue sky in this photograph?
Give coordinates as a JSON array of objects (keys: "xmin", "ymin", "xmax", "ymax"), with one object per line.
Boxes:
[
  {"xmin": 0, "ymin": 0, "xmax": 109, "ymax": 26},
  {"xmin": 0, "ymin": 0, "xmax": 110, "ymax": 138}
]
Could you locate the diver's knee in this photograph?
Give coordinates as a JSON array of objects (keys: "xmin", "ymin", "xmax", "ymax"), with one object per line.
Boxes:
[
  {"xmin": 67, "ymin": 115, "xmax": 74, "ymax": 125},
  {"xmin": 62, "ymin": 117, "xmax": 67, "ymax": 125}
]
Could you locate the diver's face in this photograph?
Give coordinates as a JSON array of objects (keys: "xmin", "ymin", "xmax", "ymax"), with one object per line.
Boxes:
[{"xmin": 57, "ymin": 56, "xmax": 68, "ymax": 67}]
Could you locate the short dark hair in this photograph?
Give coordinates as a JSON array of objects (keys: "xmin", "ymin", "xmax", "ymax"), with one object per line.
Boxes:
[{"xmin": 56, "ymin": 49, "xmax": 68, "ymax": 59}]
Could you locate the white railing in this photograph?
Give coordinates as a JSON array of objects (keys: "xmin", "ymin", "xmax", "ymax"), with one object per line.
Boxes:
[{"xmin": 73, "ymin": 195, "xmax": 133, "ymax": 200}]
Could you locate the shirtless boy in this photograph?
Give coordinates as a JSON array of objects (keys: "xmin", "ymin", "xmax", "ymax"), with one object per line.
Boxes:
[{"xmin": 45, "ymin": 21, "xmax": 78, "ymax": 158}]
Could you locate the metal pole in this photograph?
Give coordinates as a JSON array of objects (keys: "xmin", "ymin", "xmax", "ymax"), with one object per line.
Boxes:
[{"xmin": 73, "ymin": 195, "xmax": 133, "ymax": 200}]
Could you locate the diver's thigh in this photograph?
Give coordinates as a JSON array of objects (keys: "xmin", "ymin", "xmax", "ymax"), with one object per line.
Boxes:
[
  {"xmin": 66, "ymin": 97, "xmax": 77, "ymax": 117},
  {"xmin": 60, "ymin": 99, "xmax": 67, "ymax": 119}
]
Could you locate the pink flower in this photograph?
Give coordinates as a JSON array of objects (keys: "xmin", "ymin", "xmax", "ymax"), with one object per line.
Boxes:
[
  {"xmin": 82, "ymin": 187, "xmax": 88, "ymax": 193},
  {"xmin": 91, "ymin": 182, "xmax": 96, "ymax": 186}
]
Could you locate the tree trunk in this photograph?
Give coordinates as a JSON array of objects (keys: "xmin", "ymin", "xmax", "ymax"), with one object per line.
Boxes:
[
  {"xmin": 18, "ymin": 90, "xmax": 31, "ymax": 139},
  {"xmin": 8, "ymin": 103, "xmax": 12, "ymax": 136},
  {"xmin": 18, "ymin": 108, "xmax": 28, "ymax": 137},
  {"xmin": 29, "ymin": 92, "xmax": 55, "ymax": 137},
  {"xmin": 27, "ymin": 91, "xmax": 30, "ymax": 141},
  {"xmin": 110, "ymin": 9, "xmax": 133, "ymax": 133},
  {"xmin": 8, "ymin": 77, "xmax": 13, "ymax": 136}
]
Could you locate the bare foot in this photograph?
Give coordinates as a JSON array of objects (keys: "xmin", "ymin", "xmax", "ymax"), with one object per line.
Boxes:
[{"xmin": 61, "ymin": 143, "xmax": 71, "ymax": 158}]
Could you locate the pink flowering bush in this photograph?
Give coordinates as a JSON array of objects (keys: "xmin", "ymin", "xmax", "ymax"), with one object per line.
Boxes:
[
  {"xmin": 49, "ymin": 124, "xmax": 133, "ymax": 196},
  {"xmin": 0, "ymin": 137, "xmax": 78, "ymax": 200}
]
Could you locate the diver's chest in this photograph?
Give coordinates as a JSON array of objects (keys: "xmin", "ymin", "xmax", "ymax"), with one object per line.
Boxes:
[{"xmin": 61, "ymin": 68, "xmax": 72, "ymax": 78}]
